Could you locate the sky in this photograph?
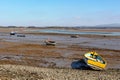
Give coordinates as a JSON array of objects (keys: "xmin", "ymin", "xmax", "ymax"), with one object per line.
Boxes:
[{"xmin": 0, "ymin": 0, "xmax": 120, "ymax": 27}]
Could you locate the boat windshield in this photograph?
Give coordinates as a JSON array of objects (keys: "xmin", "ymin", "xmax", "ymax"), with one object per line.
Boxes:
[{"xmin": 96, "ymin": 55, "xmax": 105, "ymax": 64}]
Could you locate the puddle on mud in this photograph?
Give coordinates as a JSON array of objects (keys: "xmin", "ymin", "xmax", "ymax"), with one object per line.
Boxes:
[
  {"xmin": 42, "ymin": 58, "xmax": 72, "ymax": 68},
  {"xmin": 0, "ymin": 54, "xmax": 23, "ymax": 61}
]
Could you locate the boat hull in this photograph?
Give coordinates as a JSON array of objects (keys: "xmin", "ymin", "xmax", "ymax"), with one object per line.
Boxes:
[
  {"xmin": 84, "ymin": 52, "xmax": 107, "ymax": 70},
  {"xmin": 44, "ymin": 41, "xmax": 56, "ymax": 46}
]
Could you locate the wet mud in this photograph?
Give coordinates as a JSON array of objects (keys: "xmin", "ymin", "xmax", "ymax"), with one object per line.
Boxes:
[{"xmin": 0, "ymin": 28, "xmax": 120, "ymax": 69}]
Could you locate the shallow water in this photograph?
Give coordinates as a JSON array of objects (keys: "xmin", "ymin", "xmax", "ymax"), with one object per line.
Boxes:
[
  {"xmin": 0, "ymin": 33, "xmax": 120, "ymax": 50},
  {"xmin": 31, "ymin": 29, "xmax": 120, "ymax": 36}
]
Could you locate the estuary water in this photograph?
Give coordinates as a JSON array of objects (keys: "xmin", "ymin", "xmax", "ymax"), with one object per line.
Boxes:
[{"xmin": 31, "ymin": 29, "xmax": 120, "ymax": 36}]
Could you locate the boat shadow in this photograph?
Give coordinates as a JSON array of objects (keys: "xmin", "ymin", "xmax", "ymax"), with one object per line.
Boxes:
[{"xmin": 71, "ymin": 59, "xmax": 92, "ymax": 70}]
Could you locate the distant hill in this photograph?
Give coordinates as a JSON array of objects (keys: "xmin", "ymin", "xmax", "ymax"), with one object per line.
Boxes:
[{"xmin": 95, "ymin": 23, "xmax": 120, "ymax": 27}]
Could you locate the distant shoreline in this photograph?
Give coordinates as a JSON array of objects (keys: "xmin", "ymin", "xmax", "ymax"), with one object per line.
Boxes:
[
  {"xmin": 0, "ymin": 26, "xmax": 120, "ymax": 29},
  {"xmin": 0, "ymin": 27, "xmax": 120, "ymax": 38}
]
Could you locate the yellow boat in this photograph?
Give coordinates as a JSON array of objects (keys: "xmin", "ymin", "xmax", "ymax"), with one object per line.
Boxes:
[{"xmin": 84, "ymin": 51, "xmax": 107, "ymax": 70}]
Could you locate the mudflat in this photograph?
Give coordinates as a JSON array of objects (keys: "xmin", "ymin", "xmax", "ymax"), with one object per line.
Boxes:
[{"xmin": 0, "ymin": 27, "xmax": 120, "ymax": 80}]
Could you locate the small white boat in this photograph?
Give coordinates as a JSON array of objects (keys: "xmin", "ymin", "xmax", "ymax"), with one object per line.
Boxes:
[
  {"xmin": 44, "ymin": 40, "xmax": 56, "ymax": 46},
  {"xmin": 70, "ymin": 35, "xmax": 79, "ymax": 38},
  {"xmin": 10, "ymin": 31, "xmax": 16, "ymax": 35}
]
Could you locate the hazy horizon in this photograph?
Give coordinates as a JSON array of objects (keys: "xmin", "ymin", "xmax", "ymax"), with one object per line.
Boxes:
[{"xmin": 0, "ymin": 0, "xmax": 120, "ymax": 27}]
